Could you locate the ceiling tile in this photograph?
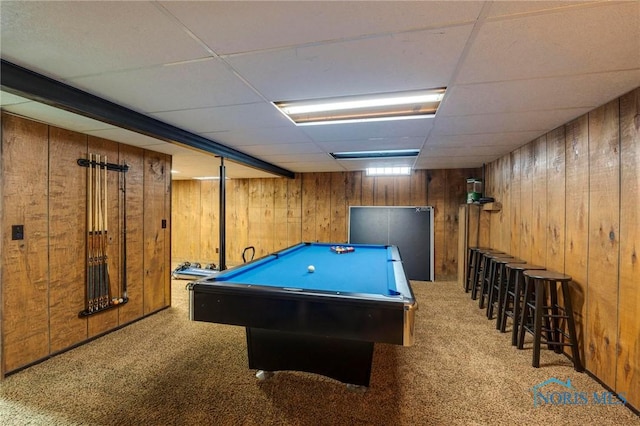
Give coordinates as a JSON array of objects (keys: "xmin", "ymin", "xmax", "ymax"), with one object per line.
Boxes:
[
  {"xmin": 84, "ymin": 128, "xmax": 171, "ymax": 148},
  {"xmin": 439, "ymin": 70, "xmax": 640, "ymax": 116},
  {"xmin": 3, "ymin": 101, "xmax": 114, "ymax": 132},
  {"xmin": 202, "ymin": 127, "xmax": 313, "ymax": 147},
  {"xmin": 486, "ymin": 1, "xmax": 598, "ymax": 18},
  {"xmin": 426, "ymin": 131, "xmax": 544, "ymax": 148},
  {"xmin": 224, "ymin": 25, "xmax": 474, "ymax": 100},
  {"xmin": 0, "ymin": 1, "xmax": 209, "ymax": 79},
  {"xmin": 315, "ymin": 137, "xmax": 425, "ymax": 153},
  {"xmin": 422, "ymin": 144, "xmax": 515, "ymax": 157},
  {"xmin": 69, "ymin": 59, "xmax": 263, "ymax": 113},
  {"xmin": 0, "ymin": 91, "xmax": 31, "ymax": 106},
  {"xmin": 240, "ymin": 143, "xmax": 324, "ymax": 156},
  {"xmin": 415, "ymin": 155, "xmax": 498, "ymax": 169},
  {"xmin": 458, "ymin": 1, "xmax": 640, "ymax": 84},
  {"xmin": 300, "ymin": 119, "xmax": 434, "ymax": 142},
  {"xmin": 150, "ymin": 102, "xmax": 291, "ymax": 133},
  {"xmin": 259, "ymin": 153, "xmax": 334, "ymax": 164},
  {"xmin": 161, "ymin": 1, "xmax": 484, "ymax": 55},
  {"xmin": 285, "ymin": 162, "xmax": 345, "ymax": 173},
  {"xmin": 432, "ymin": 108, "xmax": 592, "ymax": 135}
]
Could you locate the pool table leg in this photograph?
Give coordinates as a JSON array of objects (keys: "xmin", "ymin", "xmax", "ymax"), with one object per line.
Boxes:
[
  {"xmin": 246, "ymin": 327, "xmax": 374, "ymax": 387},
  {"xmin": 255, "ymin": 370, "xmax": 274, "ymax": 381}
]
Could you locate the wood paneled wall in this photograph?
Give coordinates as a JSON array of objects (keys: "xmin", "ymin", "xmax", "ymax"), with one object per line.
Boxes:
[
  {"xmin": 0, "ymin": 113, "xmax": 172, "ymax": 376},
  {"xmin": 172, "ymin": 168, "xmax": 480, "ymax": 279},
  {"xmin": 483, "ymin": 88, "xmax": 640, "ymax": 409}
]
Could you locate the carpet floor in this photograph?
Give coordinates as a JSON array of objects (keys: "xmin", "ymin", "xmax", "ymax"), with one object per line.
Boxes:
[{"xmin": 0, "ymin": 280, "xmax": 637, "ymax": 425}]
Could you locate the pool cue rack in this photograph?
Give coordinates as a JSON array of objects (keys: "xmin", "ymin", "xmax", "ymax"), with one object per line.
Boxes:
[{"xmin": 77, "ymin": 155, "xmax": 130, "ymax": 317}]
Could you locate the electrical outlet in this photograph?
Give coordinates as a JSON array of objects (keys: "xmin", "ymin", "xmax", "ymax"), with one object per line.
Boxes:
[{"xmin": 12, "ymin": 225, "xmax": 24, "ymax": 240}]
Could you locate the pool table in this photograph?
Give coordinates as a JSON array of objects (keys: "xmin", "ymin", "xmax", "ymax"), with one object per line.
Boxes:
[{"xmin": 188, "ymin": 242, "xmax": 417, "ymax": 387}]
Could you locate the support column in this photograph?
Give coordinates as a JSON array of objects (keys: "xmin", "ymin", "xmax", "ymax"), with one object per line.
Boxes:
[{"xmin": 219, "ymin": 157, "xmax": 226, "ymax": 271}]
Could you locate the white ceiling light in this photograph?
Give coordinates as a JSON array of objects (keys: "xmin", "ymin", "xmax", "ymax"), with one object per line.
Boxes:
[
  {"xmin": 274, "ymin": 88, "xmax": 446, "ymax": 125},
  {"xmin": 330, "ymin": 149, "xmax": 420, "ymax": 160},
  {"xmin": 366, "ymin": 167, "xmax": 412, "ymax": 176}
]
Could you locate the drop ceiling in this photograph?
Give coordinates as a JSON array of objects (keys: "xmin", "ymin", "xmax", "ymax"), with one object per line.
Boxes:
[{"xmin": 1, "ymin": 1, "xmax": 638, "ymax": 179}]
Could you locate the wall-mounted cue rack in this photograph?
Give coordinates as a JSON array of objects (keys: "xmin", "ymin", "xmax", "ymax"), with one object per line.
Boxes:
[{"xmin": 77, "ymin": 155, "xmax": 130, "ymax": 317}]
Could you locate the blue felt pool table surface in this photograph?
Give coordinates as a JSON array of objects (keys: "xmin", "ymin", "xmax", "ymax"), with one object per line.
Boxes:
[{"xmin": 212, "ymin": 242, "xmax": 403, "ymax": 296}]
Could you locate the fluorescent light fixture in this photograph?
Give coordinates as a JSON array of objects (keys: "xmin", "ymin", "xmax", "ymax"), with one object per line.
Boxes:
[
  {"xmin": 366, "ymin": 167, "xmax": 412, "ymax": 176},
  {"xmin": 294, "ymin": 114, "xmax": 428, "ymax": 126},
  {"xmin": 330, "ymin": 149, "xmax": 419, "ymax": 160},
  {"xmin": 274, "ymin": 88, "xmax": 445, "ymax": 125}
]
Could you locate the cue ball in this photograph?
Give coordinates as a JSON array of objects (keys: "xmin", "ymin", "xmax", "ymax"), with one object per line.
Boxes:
[{"xmin": 308, "ymin": 265, "xmax": 315, "ymax": 273}]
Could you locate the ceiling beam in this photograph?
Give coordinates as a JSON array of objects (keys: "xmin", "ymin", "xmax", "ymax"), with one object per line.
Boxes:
[{"xmin": 1, "ymin": 59, "xmax": 295, "ymax": 179}]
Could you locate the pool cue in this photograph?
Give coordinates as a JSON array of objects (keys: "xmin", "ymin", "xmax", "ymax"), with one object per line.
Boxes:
[
  {"xmin": 103, "ymin": 155, "xmax": 110, "ymax": 307},
  {"xmin": 96, "ymin": 154, "xmax": 103, "ymax": 309},
  {"xmin": 87, "ymin": 153, "xmax": 94, "ymax": 313},
  {"xmin": 99, "ymin": 155, "xmax": 107, "ymax": 308},
  {"xmin": 91, "ymin": 153, "xmax": 99, "ymax": 311},
  {"xmin": 97, "ymin": 155, "xmax": 104, "ymax": 308},
  {"xmin": 99, "ymin": 154, "xmax": 107, "ymax": 309},
  {"xmin": 92, "ymin": 154, "xmax": 98, "ymax": 311},
  {"xmin": 121, "ymin": 163, "xmax": 128, "ymax": 302}
]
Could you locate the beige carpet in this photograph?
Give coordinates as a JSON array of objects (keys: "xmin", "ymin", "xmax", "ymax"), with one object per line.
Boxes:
[{"xmin": 0, "ymin": 280, "xmax": 637, "ymax": 425}]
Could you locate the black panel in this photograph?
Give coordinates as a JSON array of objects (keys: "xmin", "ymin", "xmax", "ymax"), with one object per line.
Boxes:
[
  {"xmin": 191, "ymin": 284, "xmax": 405, "ymax": 345},
  {"xmin": 246, "ymin": 328, "xmax": 374, "ymax": 386},
  {"xmin": 389, "ymin": 208, "xmax": 431, "ymax": 281},
  {"xmin": 349, "ymin": 206, "xmax": 433, "ymax": 281},
  {"xmin": 349, "ymin": 207, "xmax": 389, "ymax": 244}
]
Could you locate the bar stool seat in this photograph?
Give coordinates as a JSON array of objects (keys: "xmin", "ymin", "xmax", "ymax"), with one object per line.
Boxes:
[
  {"xmin": 500, "ymin": 263, "xmax": 546, "ymax": 344},
  {"xmin": 518, "ymin": 270, "xmax": 583, "ymax": 372}
]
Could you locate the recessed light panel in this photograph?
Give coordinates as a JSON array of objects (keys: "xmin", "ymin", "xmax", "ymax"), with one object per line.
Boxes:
[
  {"xmin": 330, "ymin": 149, "xmax": 420, "ymax": 160},
  {"xmin": 366, "ymin": 167, "xmax": 412, "ymax": 176},
  {"xmin": 274, "ymin": 88, "xmax": 445, "ymax": 125}
]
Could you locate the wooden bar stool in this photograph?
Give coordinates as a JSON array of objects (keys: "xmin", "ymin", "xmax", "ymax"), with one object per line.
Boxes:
[
  {"xmin": 499, "ymin": 263, "xmax": 546, "ymax": 345},
  {"xmin": 486, "ymin": 257, "xmax": 526, "ymax": 321},
  {"xmin": 465, "ymin": 247, "xmax": 491, "ymax": 293},
  {"xmin": 479, "ymin": 253, "xmax": 513, "ymax": 309},
  {"xmin": 471, "ymin": 249, "xmax": 504, "ymax": 301},
  {"xmin": 518, "ymin": 270, "xmax": 583, "ymax": 372}
]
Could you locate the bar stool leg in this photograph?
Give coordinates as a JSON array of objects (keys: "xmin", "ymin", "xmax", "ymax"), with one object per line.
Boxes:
[
  {"xmin": 548, "ymin": 284, "xmax": 562, "ymax": 353},
  {"xmin": 512, "ymin": 271, "xmax": 525, "ymax": 346},
  {"xmin": 471, "ymin": 254, "xmax": 487, "ymax": 301},
  {"xmin": 499, "ymin": 267, "xmax": 514, "ymax": 333},
  {"xmin": 479, "ymin": 258, "xmax": 495, "ymax": 309},
  {"xmin": 561, "ymin": 281, "xmax": 583, "ymax": 372},
  {"xmin": 517, "ymin": 275, "xmax": 533, "ymax": 350},
  {"xmin": 532, "ymin": 278, "xmax": 544, "ymax": 368},
  {"xmin": 489, "ymin": 263, "xmax": 505, "ymax": 321},
  {"xmin": 465, "ymin": 249, "xmax": 475, "ymax": 293},
  {"xmin": 464, "ymin": 249, "xmax": 471, "ymax": 292}
]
